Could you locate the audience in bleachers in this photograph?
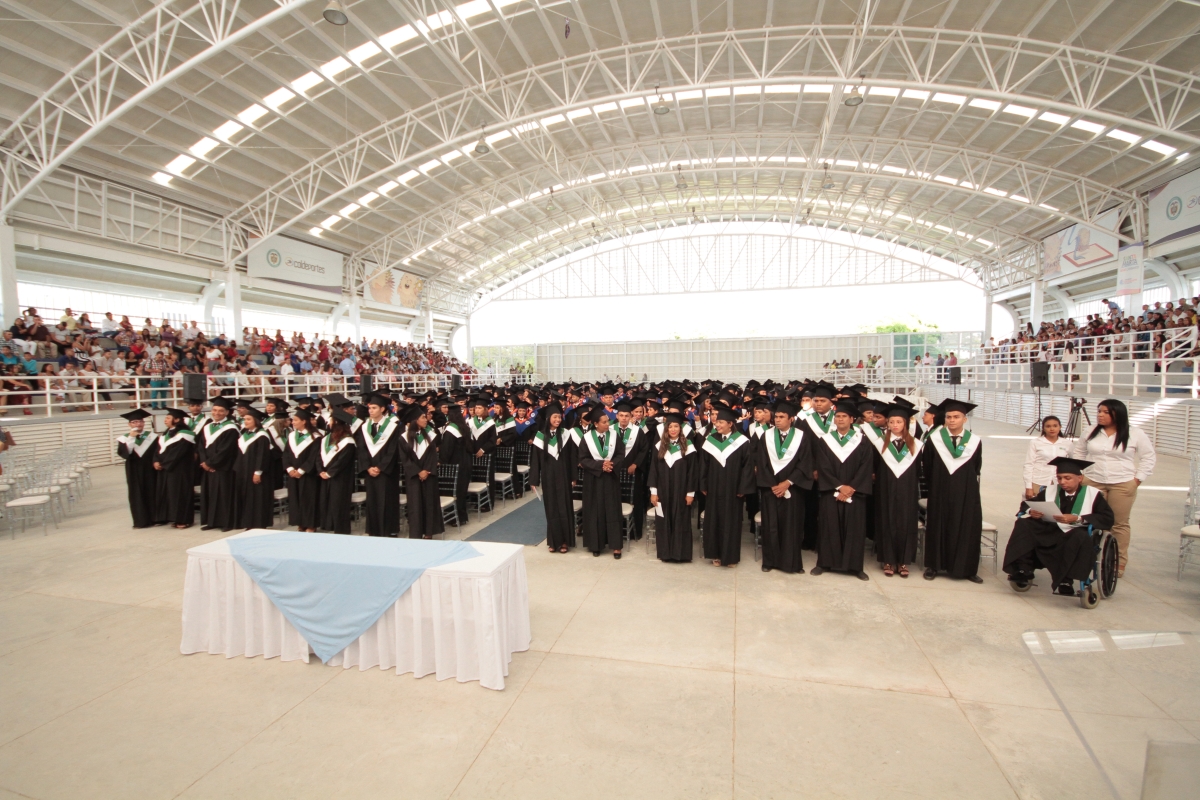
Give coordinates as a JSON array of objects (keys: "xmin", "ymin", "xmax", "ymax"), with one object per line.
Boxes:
[{"xmin": 0, "ymin": 309, "xmax": 480, "ymax": 415}]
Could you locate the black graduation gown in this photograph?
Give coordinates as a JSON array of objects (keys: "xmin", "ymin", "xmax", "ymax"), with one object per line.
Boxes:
[
  {"xmin": 439, "ymin": 423, "xmax": 471, "ymax": 523},
  {"xmin": 923, "ymin": 429, "xmax": 984, "ymax": 579},
  {"xmin": 399, "ymin": 430, "xmax": 444, "ymax": 539},
  {"xmin": 265, "ymin": 418, "xmax": 289, "ymax": 490},
  {"xmin": 530, "ymin": 427, "xmax": 576, "ymax": 550},
  {"xmin": 197, "ymin": 421, "xmax": 239, "ymax": 531},
  {"xmin": 648, "ymin": 440, "xmax": 697, "ymax": 562},
  {"xmin": 153, "ymin": 429, "xmax": 195, "ymax": 526},
  {"xmin": 614, "ymin": 423, "xmax": 650, "ymax": 539},
  {"xmin": 282, "ymin": 430, "xmax": 321, "ymax": 529},
  {"xmin": 117, "ymin": 432, "xmax": 159, "ymax": 528},
  {"xmin": 873, "ymin": 437, "xmax": 923, "ymax": 567},
  {"xmin": 755, "ymin": 427, "xmax": 815, "ymax": 573},
  {"xmin": 1003, "ymin": 487, "xmax": 1113, "ymax": 584},
  {"xmin": 186, "ymin": 415, "xmax": 209, "ymax": 519},
  {"xmin": 356, "ymin": 416, "xmax": 402, "ymax": 537},
  {"xmin": 744, "ymin": 422, "xmax": 773, "ymax": 532},
  {"xmin": 578, "ymin": 428, "xmax": 625, "ymax": 554},
  {"xmin": 318, "ymin": 436, "xmax": 357, "ymax": 534},
  {"xmin": 815, "ymin": 430, "xmax": 874, "ymax": 573},
  {"xmin": 801, "ymin": 411, "xmax": 835, "ymax": 549},
  {"xmin": 699, "ymin": 432, "xmax": 757, "ymax": 565},
  {"xmin": 234, "ymin": 431, "xmax": 274, "ymax": 529},
  {"xmin": 495, "ymin": 415, "xmax": 518, "ymax": 447},
  {"xmin": 468, "ymin": 416, "xmax": 499, "ymax": 501}
]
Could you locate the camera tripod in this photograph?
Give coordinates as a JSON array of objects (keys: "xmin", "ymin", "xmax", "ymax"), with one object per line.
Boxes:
[
  {"xmin": 1065, "ymin": 396, "xmax": 1090, "ymax": 439},
  {"xmin": 1025, "ymin": 387, "xmax": 1044, "ymax": 435}
]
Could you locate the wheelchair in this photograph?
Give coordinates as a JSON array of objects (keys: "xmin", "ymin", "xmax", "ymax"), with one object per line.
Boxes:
[{"xmin": 1011, "ymin": 525, "xmax": 1119, "ymax": 609}]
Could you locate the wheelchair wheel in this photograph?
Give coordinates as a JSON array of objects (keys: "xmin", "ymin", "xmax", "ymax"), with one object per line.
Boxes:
[
  {"xmin": 1098, "ymin": 532, "xmax": 1119, "ymax": 599},
  {"xmin": 1080, "ymin": 583, "xmax": 1100, "ymax": 609},
  {"xmin": 1010, "ymin": 580, "xmax": 1032, "ymax": 593}
]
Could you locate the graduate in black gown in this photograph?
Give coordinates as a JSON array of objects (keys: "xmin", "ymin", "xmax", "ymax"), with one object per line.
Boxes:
[
  {"xmin": 801, "ymin": 383, "xmax": 837, "ymax": 550},
  {"xmin": 812, "ymin": 400, "xmax": 874, "ymax": 580},
  {"xmin": 1003, "ymin": 456, "xmax": 1114, "ymax": 595},
  {"xmin": 117, "ymin": 409, "xmax": 158, "ymax": 528},
  {"xmin": 356, "ymin": 393, "xmax": 402, "ymax": 537},
  {"xmin": 922, "ymin": 399, "xmax": 984, "ymax": 583},
  {"xmin": 318, "ymin": 409, "xmax": 357, "ymax": 534},
  {"xmin": 468, "ymin": 395, "xmax": 499, "ymax": 504},
  {"xmin": 743, "ymin": 396, "xmax": 773, "ymax": 537},
  {"xmin": 439, "ymin": 402, "xmax": 472, "ymax": 525},
  {"xmin": 529, "ymin": 402, "xmax": 577, "ymax": 553},
  {"xmin": 700, "ymin": 404, "xmax": 757, "ymax": 567},
  {"xmin": 184, "ymin": 398, "xmax": 209, "ymax": 521},
  {"xmin": 197, "ymin": 397, "xmax": 239, "ymax": 532},
  {"xmin": 233, "ymin": 405, "xmax": 274, "ymax": 529},
  {"xmin": 648, "ymin": 414, "xmax": 698, "ymax": 563},
  {"xmin": 397, "ymin": 403, "xmax": 444, "ymax": 539},
  {"xmin": 578, "ymin": 406, "xmax": 625, "ymax": 558},
  {"xmin": 874, "ymin": 404, "xmax": 923, "ymax": 578},
  {"xmin": 153, "ymin": 408, "xmax": 196, "ymax": 528},
  {"xmin": 283, "ymin": 408, "xmax": 321, "ymax": 531},
  {"xmin": 263, "ymin": 397, "xmax": 290, "ymax": 491},
  {"xmin": 755, "ymin": 399, "xmax": 814, "ymax": 574},
  {"xmin": 613, "ymin": 399, "xmax": 649, "ymax": 540}
]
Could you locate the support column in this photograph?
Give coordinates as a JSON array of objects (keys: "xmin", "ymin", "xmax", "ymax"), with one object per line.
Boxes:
[
  {"xmin": 0, "ymin": 224, "xmax": 19, "ymax": 327},
  {"xmin": 226, "ymin": 268, "xmax": 242, "ymax": 345},
  {"xmin": 982, "ymin": 292, "xmax": 994, "ymax": 343},
  {"xmin": 1028, "ymin": 279, "xmax": 1044, "ymax": 330},
  {"xmin": 464, "ymin": 315, "xmax": 473, "ymax": 366},
  {"xmin": 349, "ymin": 294, "xmax": 361, "ymax": 344},
  {"xmin": 324, "ymin": 302, "xmax": 347, "ymax": 338},
  {"xmin": 200, "ymin": 281, "xmax": 223, "ymax": 330},
  {"xmin": 424, "ymin": 304, "xmax": 435, "ymax": 347}
]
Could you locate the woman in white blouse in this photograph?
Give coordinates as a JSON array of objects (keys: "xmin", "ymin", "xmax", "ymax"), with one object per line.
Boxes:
[
  {"xmin": 1071, "ymin": 399, "xmax": 1156, "ymax": 577},
  {"xmin": 1023, "ymin": 416, "xmax": 1072, "ymax": 499}
]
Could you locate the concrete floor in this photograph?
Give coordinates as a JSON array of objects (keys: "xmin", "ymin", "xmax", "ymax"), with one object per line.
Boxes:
[{"xmin": 0, "ymin": 417, "xmax": 1196, "ymax": 800}]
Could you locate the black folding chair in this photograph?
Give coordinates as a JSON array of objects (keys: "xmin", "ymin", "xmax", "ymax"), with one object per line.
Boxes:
[
  {"xmin": 468, "ymin": 454, "xmax": 494, "ymax": 515},
  {"xmin": 493, "ymin": 446, "xmax": 518, "ymax": 503},
  {"xmin": 513, "ymin": 442, "xmax": 533, "ymax": 492},
  {"xmin": 437, "ymin": 463, "xmax": 460, "ymax": 529}
]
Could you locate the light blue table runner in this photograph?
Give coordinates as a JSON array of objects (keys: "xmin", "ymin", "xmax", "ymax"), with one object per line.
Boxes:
[{"xmin": 228, "ymin": 533, "xmax": 479, "ymax": 663}]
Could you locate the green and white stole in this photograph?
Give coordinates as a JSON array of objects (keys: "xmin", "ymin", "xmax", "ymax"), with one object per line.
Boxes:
[
  {"xmin": 880, "ymin": 436, "xmax": 921, "ymax": 478},
  {"xmin": 362, "ymin": 415, "xmax": 397, "ymax": 457},
  {"xmin": 860, "ymin": 422, "xmax": 886, "ymax": 453},
  {"xmin": 807, "ymin": 410, "xmax": 833, "ymax": 435},
  {"xmin": 823, "ymin": 426, "xmax": 863, "ymax": 463},
  {"xmin": 533, "ymin": 428, "xmax": 562, "ymax": 459},
  {"xmin": 928, "ymin": 427, "xmax": 981, "ymax": 474},
  {"xmin": 238, "ymin": 428, "xmax": 268, "ymax": 453},
  {"xmin": 441, "ymin": 422, "xmax": 462, "ymax": 439},
  {"xmin": 156, "ymin": 428, "xmax": 194, "ymax": 452},
  {"xmin": 765, "ymin": 426, "xmax": 802, "ymax": 476},
  {"xmin": 616, "ymin": 424, "xmax": 640, "ymax": 450},
  {"xmin": 118, "ymin": 430, "xmax": 158, "ymax": 457},
  {"xmin": 288, "ymin": 430, "xmax": 315, "ymax": 457},
  {"xmin": 203, "ymin": 418, "xmax": 237, "ymax": 447},
  {"xmin": 321, "ymin": 433, "xmax": 355, "ymax": 466},
  {"xmin": 470, "ymin": 416, "xmax": 496, "ymax": 440},
  {"xmin": 702, "ymin": 430, "xmax": 747, "ymax": 468},
  {"xmin": 661, "ymin": 438, "xmax": 685, "ymax": 469},
  {"xmin": 1043, "ymin": 484, "xmax": 1097, "ymax": 532},
  {"xmin": 584, "ymin": 428, "xmax": 613, "ymax": 461},
  {"xmin": 750, "ymin": 421, "xmax": 772, "ymax": 439}
]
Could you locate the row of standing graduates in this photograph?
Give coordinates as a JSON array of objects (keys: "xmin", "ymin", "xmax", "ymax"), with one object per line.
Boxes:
[{"xmin": 527, "ymin": 397, "xmax": 983, "ymax": 582}]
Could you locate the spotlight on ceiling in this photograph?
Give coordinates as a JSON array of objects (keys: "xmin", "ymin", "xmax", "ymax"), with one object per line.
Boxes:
[
  {"xmin": 821, "ymin": 164, "xmax": 835, "ymax": 190},
  {"xmin": 545, "ymin": 187, "xmax": 555, "ymax": 211},
  {"xmin": 675, "ymin": 165, "xmax": 687, "ymax": 190},
  {"xmin": 474, "ymin": 127, "xmax": 489, "ymax": 155},
  {"xmin": 653, "ymin": 84, "xmax": 671, "ymax": 115},
  {"xmin": 844, "ymin": 85, "xmax": 864, "ymax": 107},
  {"xmin": 322, "ymin": 1, "xmax": 348, "ymax": 25}
]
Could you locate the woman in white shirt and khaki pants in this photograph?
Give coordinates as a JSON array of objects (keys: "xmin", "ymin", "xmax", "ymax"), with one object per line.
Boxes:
[{"xmin": 1071, "ymin": 399, "xmax": 1156, "ymax": 576}]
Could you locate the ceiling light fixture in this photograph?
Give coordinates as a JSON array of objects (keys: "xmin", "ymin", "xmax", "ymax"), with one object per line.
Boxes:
[
  {"xmin": 675, "ymin": 165, "xmax": 688, "ymax": 190},
  {"xmin": 844, "ymin": 85, "xmax": 864, "ymax": 107},
  {"xmin": 545, "ymin": 187, "xmax": 555, "ymax": 211},
  {"xmin": 474, "ymin": 127, "xmax": 489, "ymax": 155},
  {"xmin": 322, "ymin": 1, "xmax": 348, "ymax": 25},
  {"xmin": 654, "ymin": 84, "xmax": 671, "ymax": 116},
  {"xmin": 821, "ymin": 164, "xmax": 835, "ymax": 190}
]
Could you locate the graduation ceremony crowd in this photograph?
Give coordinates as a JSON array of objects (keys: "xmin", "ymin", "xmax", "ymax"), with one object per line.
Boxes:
[{"xmin": 115, "ymin": 376, "xmax": 1155, "ymax": 597}]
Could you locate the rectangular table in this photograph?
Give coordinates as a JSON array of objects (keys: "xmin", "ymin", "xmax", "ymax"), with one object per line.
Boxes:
[{"xmin": 181, "ymin": 530, "xmax": 530, "ymax": 690}]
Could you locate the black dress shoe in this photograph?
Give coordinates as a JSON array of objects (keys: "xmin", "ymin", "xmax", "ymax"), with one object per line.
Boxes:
[
  {"xmin": 797, "ymin": 567, "xmax": 805, "ymax": 575},
  {"xmin": 592, "ymin": 551, "xmax": 601, "ymax": 557},
  {"xmin": 613, "ymin": 551, "xmax": 622, "ymax": 559},
  {"xmin": 924, "ymin": 568, "xmax": 937, "ymax": 580},
  {"xmin": 200, "ymin": 525, "xmax": 214, "ymax": 531},
  {"xmin": 1055, "ymin": 582, "xmax": 1076, "ymax": 596},
  {"xmin": 967, "ymin": 575, "xmax": 984, "ymax": 584},
  {"xmin": 856, "ymin": 571, "xmax": 869, "ymax": 581},
  {"xmin": 762, "ymin": 565, "xmax": 771, "ymax": 572},
  {"xmin": 809, "ymin": 566, "xmax": 824, "ymax": 576}
]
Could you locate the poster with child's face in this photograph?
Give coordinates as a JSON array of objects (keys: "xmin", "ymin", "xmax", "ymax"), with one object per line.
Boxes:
[{"xmin": 366, "ymin": 268, "xmax": 424, "ymax": 309}]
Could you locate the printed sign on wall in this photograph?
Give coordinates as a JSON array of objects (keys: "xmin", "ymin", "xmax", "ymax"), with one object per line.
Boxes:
[{"xmin": 248, "ymin": 235, "xmax": 344, "ymax": 295}]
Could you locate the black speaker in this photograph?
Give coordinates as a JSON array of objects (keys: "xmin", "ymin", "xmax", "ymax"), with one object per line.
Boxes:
[
  {"xmin": 1030, "ymin": 362, "xmax": 1051, "ymax": 389},
  {"xmin": 948, "ymin": 366, "xmax": 962, "ymax": 385},
  {"xmin": 451, "ymin": 374, "xmax": 462, "ymax": 391},
  {"xmin": 183, "ymin": 373, "xmax": 207, "ymax": 402},
  {"xmin": 360, "ymin": 374, "xmax": 374, "ymax": 397}
]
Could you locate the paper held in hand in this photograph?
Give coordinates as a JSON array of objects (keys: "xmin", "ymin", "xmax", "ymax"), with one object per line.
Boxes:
[{"xmin": 1024, "ymin": 500, "xmax": 1064, "ymax": 517}]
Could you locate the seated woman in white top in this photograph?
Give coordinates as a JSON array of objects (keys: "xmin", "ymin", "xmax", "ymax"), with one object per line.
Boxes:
[
  {"xmin": 1023, "ymin": 416, "xmax": 1073, "ymax": 499},
  {"xmin": 1070, "ymin": 398, "xmax": 1156, "ymax": 577}
]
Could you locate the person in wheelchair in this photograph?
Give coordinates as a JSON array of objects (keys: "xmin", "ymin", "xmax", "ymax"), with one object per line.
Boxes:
[{"xmin": 1003, "ymin": 456, "xmax": 1114, "ymax": 596}]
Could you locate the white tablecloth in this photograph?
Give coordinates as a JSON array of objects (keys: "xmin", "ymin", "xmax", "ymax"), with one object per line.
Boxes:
[{"xmin": 180, "ymin": 530, "xmax": 530, "ymax": 690}]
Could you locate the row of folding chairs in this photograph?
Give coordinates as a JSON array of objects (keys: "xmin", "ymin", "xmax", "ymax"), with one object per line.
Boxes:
[{"xmin": 1, "ymin": 447, "xmax": 92, "ymax": 538}]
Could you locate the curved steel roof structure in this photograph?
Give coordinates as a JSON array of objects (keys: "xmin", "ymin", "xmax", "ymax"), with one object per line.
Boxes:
[{"xmin": 1, "ymin": 0, "xmax": 1197, "ymax": 314}]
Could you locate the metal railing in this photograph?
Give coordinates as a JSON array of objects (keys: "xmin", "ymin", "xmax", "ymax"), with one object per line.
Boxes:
[
  {"xmin": 0, "ymin": 372, "xmax": 537, "ymax": 418},
  {"xmin": 978, "ymin": 327, "xmax": 1196, "ymax": 364}
]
